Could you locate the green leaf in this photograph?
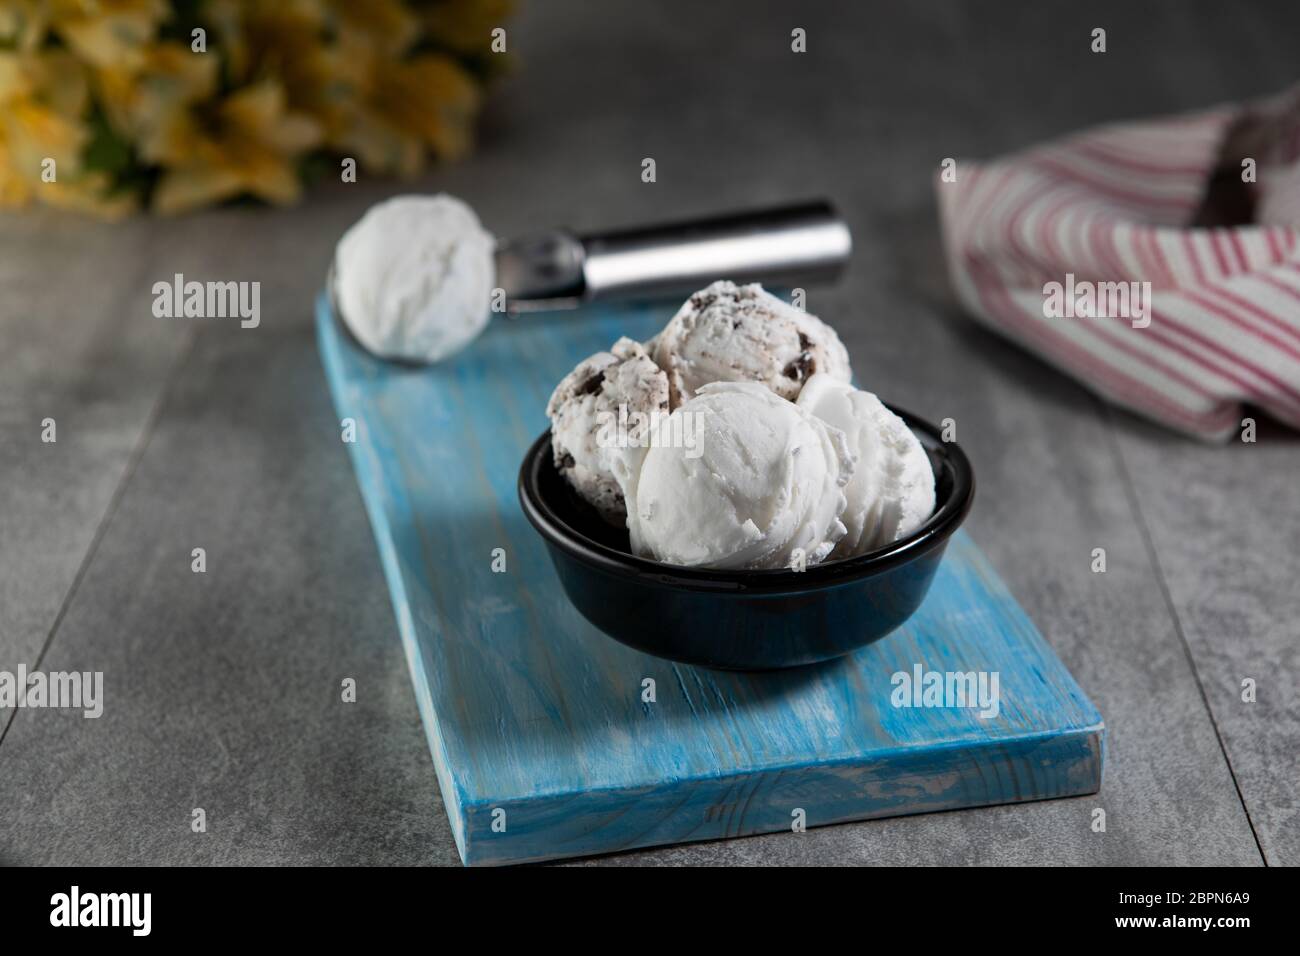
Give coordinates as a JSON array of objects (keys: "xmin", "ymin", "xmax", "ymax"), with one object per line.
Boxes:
[{"xmin": 82, "ymin": 108, "xmax": 134, "ymax": 178}]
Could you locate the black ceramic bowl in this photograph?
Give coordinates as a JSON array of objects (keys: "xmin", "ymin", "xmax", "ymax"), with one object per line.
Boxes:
[{"xmin": 519, "ymin": 406, "xmax": 975, "ymax": 670}]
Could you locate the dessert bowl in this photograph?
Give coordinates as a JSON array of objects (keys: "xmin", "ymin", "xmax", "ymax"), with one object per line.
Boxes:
[{"xmin": 518, "ymin": 405, "xmax": 975, "ymax": 670}]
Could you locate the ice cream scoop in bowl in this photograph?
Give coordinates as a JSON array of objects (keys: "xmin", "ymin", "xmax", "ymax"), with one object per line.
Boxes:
[{"xmin": 518, "ymin": 406, "xmax": 974, "ymax": 670}]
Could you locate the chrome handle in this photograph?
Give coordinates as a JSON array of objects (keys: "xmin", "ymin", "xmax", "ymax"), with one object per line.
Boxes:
[
  {"xmin": 496, "ymin": 200, "xmax": 852, "ymax": 312},
  {"xmin": 582, "ymin": 200, "xmax": 851, "ymax": 300}
]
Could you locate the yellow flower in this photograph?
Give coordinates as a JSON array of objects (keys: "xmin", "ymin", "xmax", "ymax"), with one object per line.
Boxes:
[
  {"xmin": 204, "ymin": 0, "xmax": 355, "ymax": 142},
  {"xmin": 0, "ymin": 48, "xmax": 132, "ymax": 216},
  {"xmin": 3, "ymin": 97, "xmax": 86, "ymax": 178},
  {"xmin": 331, "ymin": 40, "xmax": 480, "ymax": 176},
  {"xmin": 30, "ymin": 168, "xmax": 136, "ymax": 217},
  {"xmin": 423, "ymin": 0, "xmax": 515, "ymax": 56},
  {"xmin": 324, "ymin": 0, "xmax": 419, "ymax": 56},
  {"xmin": 0, "ymin": 0, "xmax": 509, "ymax": 216},
  {"xmin": 51, "ymin": 0, "xmax": 170, "ymax": 71},
  {"xmin": 0, "ymin": 0, "xmax": 54, "ymax": 52},
  {"xmin": 94, "ymin": 41, "xmax": 219, "ymax": 141},
  {"xmin": 146, "ymin": 80, "xmax": 322, "ymax": 214},
  {"xmin": 206, "ymin": 0, "xmax": 326, "ymax": 79}
]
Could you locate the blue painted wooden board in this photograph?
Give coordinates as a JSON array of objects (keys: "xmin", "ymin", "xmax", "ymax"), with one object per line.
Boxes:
[{"xmin": 315, "ymin": 292, "xmax": 1105, "ymax": 866}]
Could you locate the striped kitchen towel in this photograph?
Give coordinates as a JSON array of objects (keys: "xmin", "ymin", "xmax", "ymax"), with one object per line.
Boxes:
[{"xmin": 938, "ymin": 85, "xmax": 1300, "ymax": 439}]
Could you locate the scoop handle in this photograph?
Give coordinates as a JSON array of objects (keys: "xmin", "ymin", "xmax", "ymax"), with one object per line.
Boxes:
[{"xmin": 579, "ymin": 200, "xmax": 852, "ymax": 301}]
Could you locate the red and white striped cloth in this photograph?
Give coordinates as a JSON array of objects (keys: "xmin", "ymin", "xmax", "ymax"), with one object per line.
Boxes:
[{"xmin": 938, "ymin": 86, "xmax": 1300, "ymax": 439}]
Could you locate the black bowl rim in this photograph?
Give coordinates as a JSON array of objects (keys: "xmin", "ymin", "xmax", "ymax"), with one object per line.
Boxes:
[{"xmin": 518, "ymin": 403, "xmax": 975, "ymax": 594}]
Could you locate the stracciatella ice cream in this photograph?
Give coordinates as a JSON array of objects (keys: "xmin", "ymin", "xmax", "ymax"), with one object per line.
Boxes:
[
  {"xmin": 650, "ymin": 281, "xmax": 852, "ymax": 407},
  {"xmin": 627, "ymin": 381, "xmax": 852, "ymax": 570},
  {"xmin": 546, "ymin": 337, "xmax": 670, "ymax": 525},
  {"xmin": 333, "ymin": 194, "xmax": 495, "ymax": 363},
  {"xmin": 797, "ymin": 374, "xmax": 935, "ymax": 557}
]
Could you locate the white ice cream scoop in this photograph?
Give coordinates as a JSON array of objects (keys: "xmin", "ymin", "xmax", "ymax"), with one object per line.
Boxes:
[
  {"xmin": 627, "ymin": 381, "xmax": 853, "ymax": 570},
  {"xmin": 332, "ymin": 195, "xmax": 495, "ymax": 363},
  {"xmin": 329, "ymin": 195, "xmax": 852, "ymax": 363},
  {"xmin": 797, "ymin": 374, "xmax": 936, "ymax": 557}
]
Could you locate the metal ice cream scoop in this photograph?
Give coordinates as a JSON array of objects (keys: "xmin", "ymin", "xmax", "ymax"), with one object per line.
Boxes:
[
  {"xmin": 329, "ymin": 197, "xmax": 852, "ymax": 363},
  {"xmin": 494, "ymin": 199, "xmax": 852, "ymax": 313}
]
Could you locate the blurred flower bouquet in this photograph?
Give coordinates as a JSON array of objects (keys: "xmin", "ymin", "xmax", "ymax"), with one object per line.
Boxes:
[{"xmin": 0, "ymin": 0, "xmax": 512, "ymax": 216}]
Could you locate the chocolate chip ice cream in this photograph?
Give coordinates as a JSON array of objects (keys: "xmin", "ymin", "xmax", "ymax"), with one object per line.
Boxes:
[
  {"xmin": 546, "ymin": 337, "xmax": 669, "ymax": 525},
  {"xmin": 650, "ymin": 280, "xmax": 851, "ymax": 407}
]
